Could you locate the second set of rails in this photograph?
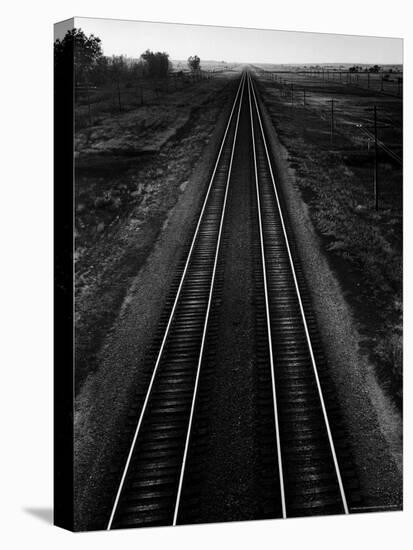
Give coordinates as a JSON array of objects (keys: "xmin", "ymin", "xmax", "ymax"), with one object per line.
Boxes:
[{"xmin": 106, "ymin": 71, "xmax": 358, "ymax": 529}]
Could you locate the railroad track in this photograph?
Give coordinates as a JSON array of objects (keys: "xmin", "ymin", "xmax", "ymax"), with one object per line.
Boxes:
[
  {"xmin": 106, "ymin": 70, "xmax": 359, "ymax": 530},
  {"xmin": 248, "ymin": 73, "xmax": 356, "ymax": 517}
]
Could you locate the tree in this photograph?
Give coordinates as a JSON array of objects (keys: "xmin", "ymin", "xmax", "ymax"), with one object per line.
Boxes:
[
  {"xmin": 187, "ymin": 55, "xmax": 201, "ymax": 73},
  {"xmin": 369, "ymin": 65, "xmax": 381, "ymax": 73},
  {"xmin": 109, "ymin": 56, "xmax": 128, "ymax": 112},
  {"xmin": 130, "ymin": 59, "xmax": 145, "ymax": 80},
  {"xmin": 140, "ymin": 50, "xmax": 170, "ymax": 79},
  {"xmin": 89, "ymin": 56, "xmax": 109, "ymax": 86},
  {"xmin": 54, "ymin": 28, "xmax": 102, "ymax": 84},
  {"xmin": 55, "ymin": 28, "xmax": 103, "ymax": 126}
]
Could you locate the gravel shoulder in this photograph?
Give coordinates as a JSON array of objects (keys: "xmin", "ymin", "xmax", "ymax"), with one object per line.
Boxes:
[{"xmin": 256, "ymin": 87, "xmax": 402, "ymax": 512}]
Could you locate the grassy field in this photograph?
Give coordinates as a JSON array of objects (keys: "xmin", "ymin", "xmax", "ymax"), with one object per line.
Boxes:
[
  {"xmin": 76, "ymin": 73, "xmax": 209, "ymax": 130},
  {"xmin": 254, "ymin": 67, "xmax": 402, "ymax": 407},
  {"xmin": 75, "ymin": 62, "xmax": 240, "ymax": 130},
  {"xmin": 253, "ymin": 63, "xmax": 403, "ymax": 97}
]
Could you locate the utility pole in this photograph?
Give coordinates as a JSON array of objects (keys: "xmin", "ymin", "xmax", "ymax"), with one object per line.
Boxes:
[
  {"xmin": 330, "ymin": 99, "xmax": 335, "ymax": 145},
  {"xmin": 85, "ymin": 80, "xmax": 92, "ymax": 126},
  {"xmin": 374, "ymin": 105, "xmax": 379, "ymax": 210},
  {"xmin": 117, "ymin": 79, "xmax": 122, "ymax": 112}
]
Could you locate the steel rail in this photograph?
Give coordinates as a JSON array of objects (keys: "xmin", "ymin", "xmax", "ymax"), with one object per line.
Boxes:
[
  {"xmin": 173, "ymin": 73, "xmax": 246, "ymax": 525},
  {"xmin": 107, "ymin": 72, "xmax": 246, "ymax": 530},
  {"xmin": 247, "ymin": 74, "xmax": 287, "ymax": 519},
  {"xmin": 248, "ymin": 72, "xmax": 349, "ymax": 515}
]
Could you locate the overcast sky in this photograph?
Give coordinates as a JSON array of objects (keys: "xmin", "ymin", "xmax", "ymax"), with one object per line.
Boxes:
[{"xmin": 55, "ymin": 17, "xmax": 403, "ymax": 65}]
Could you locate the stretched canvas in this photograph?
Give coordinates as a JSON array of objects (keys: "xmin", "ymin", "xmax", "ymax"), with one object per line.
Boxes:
[{"xmin": 54, "ymin": 17, "xmax": 403, "ymax": 531}]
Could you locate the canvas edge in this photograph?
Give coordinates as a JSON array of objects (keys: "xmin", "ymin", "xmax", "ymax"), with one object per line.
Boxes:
[{"xmin": 53, "ymin": 17, "xmax": 75, "ymax": 532}]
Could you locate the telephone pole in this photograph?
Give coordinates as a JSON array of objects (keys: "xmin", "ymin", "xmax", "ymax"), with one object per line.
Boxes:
[
  {"xmin": 330, "ymin": 99, "xmax": 335, "ymax": 145},
  {"xmin": 374, "ymin": 105, "xmax": 379, "ymax": 211}
]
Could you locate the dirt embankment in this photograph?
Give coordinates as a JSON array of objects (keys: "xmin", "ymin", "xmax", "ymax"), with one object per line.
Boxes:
[
  {"xmin": 74, "ymin": 75, "xmax": 237, "ymax": 394},
  {"xmin": 255, "ymin": 79, "xmax": 402, "ymax": 512}
]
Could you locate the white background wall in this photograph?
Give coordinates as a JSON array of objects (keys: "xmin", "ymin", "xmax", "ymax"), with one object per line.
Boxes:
[{"xmin": 0, "ymin": 1, "xmax": 410, "ymax": 548}]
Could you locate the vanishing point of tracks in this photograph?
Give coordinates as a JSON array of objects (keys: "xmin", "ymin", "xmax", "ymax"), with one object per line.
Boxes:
[{"xmin": 106, "ymin": 71, "xmax": 359, "ymax": 530}]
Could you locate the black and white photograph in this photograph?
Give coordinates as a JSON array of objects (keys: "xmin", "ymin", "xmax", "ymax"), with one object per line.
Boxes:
[{"xmin": 53, "ymin": 15, "xmax": 402, "ymax": 533}]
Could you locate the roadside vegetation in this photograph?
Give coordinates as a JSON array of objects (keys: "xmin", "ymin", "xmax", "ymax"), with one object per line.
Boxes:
[{"xmin": 256, "ymin": 69, "xmax": 402, "ymax": 407}]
